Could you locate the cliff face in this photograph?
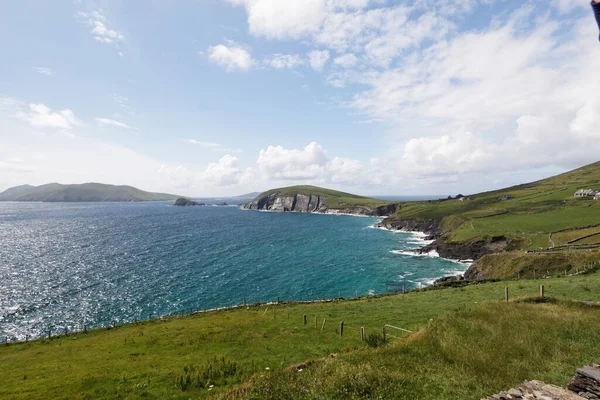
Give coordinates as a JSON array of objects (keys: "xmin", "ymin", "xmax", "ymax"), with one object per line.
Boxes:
[{"xmin": 244, "ymin": 193, "xmax": 397, "ymax": 216}]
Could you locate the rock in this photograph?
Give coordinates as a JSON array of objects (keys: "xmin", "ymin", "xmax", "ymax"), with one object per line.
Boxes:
[
  {"xmin": 375, "ymin": 218, "xmax": 441, "ymax": 236},
  {"xmin": 568, "ymin": 364, "xmax": 600, "ymax": 399},
  {"xmin": 484, "ymin": 380, "xmax": 586, "ymax": 399},
  {"xmin": 173, "ymin": 197, "xmax": 204, "ymax": 206}
]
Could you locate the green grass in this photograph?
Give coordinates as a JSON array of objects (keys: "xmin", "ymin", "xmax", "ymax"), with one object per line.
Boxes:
[
  {"xmin": 2, "ymin": 272, "xmax": 600, "ymax": 399},
  {"xmin": 253, "ymin": 185, "xmax": 392, "ymax": 210},
  {"xmin": 225, "ymin": 300, "xmax": 600, "ymax": 399},
  {"xmin": 466, "ymin": 251, "xmax": 600, "ymax": 280}
]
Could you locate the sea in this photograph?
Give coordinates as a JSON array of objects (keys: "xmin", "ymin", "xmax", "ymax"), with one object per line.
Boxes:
[{"xmin": 0, "ymin": 200, "xmax": 467, "ymax": 340}]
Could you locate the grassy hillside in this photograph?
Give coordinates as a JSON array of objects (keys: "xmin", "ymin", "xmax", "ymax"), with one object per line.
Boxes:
[
  {"xmin": 0, "ymin": 183, "xmax": 180, "ymax": 202},
  {"xmin": 253, "ymin": 185, "xmax": 392, "ymax": 209},
  {"xmin": 391, "ymin": 162, "xmax": 600, "ymax": 269},
  {"xmin": 2, "ymin": 272, "xmax": 600, "ymax": 399}
]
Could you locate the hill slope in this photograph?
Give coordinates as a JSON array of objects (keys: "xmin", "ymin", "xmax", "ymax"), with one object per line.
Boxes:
[
  {"xmin": 244, "ymin": 185, "xmax": 396, "ymax": 216},
  {"xmin": 380, "ymin": 161, "xmax": 600, "ymax": 278},
  {"xmin": 0, "ymin": 183, "xmax": 180, "ymax": 202}
]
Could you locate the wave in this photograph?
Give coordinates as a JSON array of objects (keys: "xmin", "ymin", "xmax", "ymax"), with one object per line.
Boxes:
[{"xmin": 390, "ymin": 249, "xmax": 440, "ymax": 258}]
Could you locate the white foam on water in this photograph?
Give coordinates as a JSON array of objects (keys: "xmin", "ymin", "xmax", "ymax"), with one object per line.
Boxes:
[{"xmin": 390, "ymin": 249, "xmax": 440, "ymax": 258}]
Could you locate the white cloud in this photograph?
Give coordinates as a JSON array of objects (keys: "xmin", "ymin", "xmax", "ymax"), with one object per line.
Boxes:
[
  {"xmin": 207, "ymin": 43, "xmax": 255, "ymax": 71},
  {"xmin": 95, "ymin": 118, "xmax": 132, "ymax": 129},
  {"xmin": 264, "ymin": 53, "xmax": 304, "ymax": 69},
  {"xmin": 204, "ymin": 154, "xmax": 242, "ymax": 185},
  {"xmin": 229, "ymin": 0, "xmax": 326, "ymax": 39},
  {"xmin": 16, "ymin": 104, "xmax": 81, "ymax": 130},
  {"xmin": 308, "ymin": 50, "xmax": 330, "ymax": 71},
  {"xmin": 34, "ymin": 67, "xmax": 54, "ymax": 76},
  {"xmin": 256, "ymin": 141, "xmax": 368, "ymax": 185},
  {"xmin": 77, "ymin": 10, "xmax": 124, "ymax": 47},
  {"xmin": 333, "ymin": 53, "xmax": 358, "ymax": 68}
]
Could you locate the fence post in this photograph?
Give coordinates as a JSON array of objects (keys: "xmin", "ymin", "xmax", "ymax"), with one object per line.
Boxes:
[
  {"xmin": 244, "ymin": 297, "xmax": 247, "ymax": 307},
  {"xmin": 64, "ymin": 327, "xmax": 68, "ymax": 336},
  {"xmin": 84, "ymin": 324, "xmax": 87, "ymax": 333},
  {"xmin": 4, "ymin": 336, "xmax": 7, "ymax": 346},
  {"xmin": 540, "ymin": 285, "xmax": 545, "ymax": 298},
  {"xmin": 361, "ymin": 327, "xmax": 365, "ymax": 341},
  {"xmin": 382, "ymin": 326, "xmax": 387, "ymax": 342},
  {"xmin": 277, "ymin": 297, "xmax": 280, "ymax": 304},
  {"xmin": 314, "ymin": 316, "xmax": 317, "ymax": 328},
  {"xmin": 25, "ymin": 335, "xmax": 29, "ymax": 343},
  {"xmin": 48, "ymin": 329, "xmax": 51, "ymax": 339},
  {"xmin": 321, "ymin": 318, "xmax": 326, "ymax": 331},
  {"xmin": 340, "ymin": 321, "xmax": 344, "ymax": 337},
  {"xmin": 505, "ymin": 287, "xmax": 509, "ymax": 303},
  {"xmin": 303, "ymin": 314, "xmax": 307, "ymax": 325},
  {"xmin": 355, "ymin": 289, "xmax": 358, "ymax": 298},
  {"xmin": 403, "ymin": 284, "xmax": 406, "ymax": 294}
]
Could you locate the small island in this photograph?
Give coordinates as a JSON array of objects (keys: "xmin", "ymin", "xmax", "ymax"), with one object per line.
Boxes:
[{"xmin": 173, "ymin": 197, "xmax": 205, "ymax": 206}]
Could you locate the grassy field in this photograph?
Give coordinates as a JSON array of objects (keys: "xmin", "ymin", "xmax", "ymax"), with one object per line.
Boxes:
[
  {"xmin": 253, "ymin": 185, "xmax": 392, "ymax": 210},
  {"xmin": 394, "ymin": 162, "xmax": 600, "ymax": 248},
  {"xmin": 2, "ymin": 272, "xmax": 600, "ymax": 399}
]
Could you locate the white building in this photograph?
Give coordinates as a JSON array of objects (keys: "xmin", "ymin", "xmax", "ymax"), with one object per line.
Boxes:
[
  {"xmin": 575, "ymin": 189, "xmax": 598, "ymax": 197},
  {"xmin": 595, "ymin": 193, "xmax": 600, "ymax": 201}
]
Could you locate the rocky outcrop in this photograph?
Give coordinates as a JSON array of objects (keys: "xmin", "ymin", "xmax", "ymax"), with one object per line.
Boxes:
[
  {"xmin": 174, "ymin": 197, "xmax": 204, "ymax": 206},
  {"xmin": 569, "ymin": 364, "xmax": 600, "ymax": 399},
  {"xmin": 484, "ymin": 380, "xmax": 586, "ymax": 400},
  {"xmin": 244, "ymin": 193, "xmax": 398, "ymax": 216},
  {"xmin": 375, "ymin": 218, "xmax": 441, "ymax": 238},
  {"xmin": 426, "ymin": 235, "xmax": 510, "ymax": 265},
  {"xmin": 485, "ymin": 364, "xmax": 600, "ymax": 400}
]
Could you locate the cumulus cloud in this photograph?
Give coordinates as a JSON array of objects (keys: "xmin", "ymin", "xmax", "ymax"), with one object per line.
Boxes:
[
  {"xmin": 207, "ymin": 43, "xmax": 255, "ymax": 71},
  {"xmin": 203, "ymin": 154, "xmax": 248, "ymax": 186},
  {"xmin": 308, "ymin": 50, "xmax": 330, "ymax": 71},
  {"xmin": 229, "ymin": 0, "xmax": 326, "ymax": 39},
  {"xmin": 257, "ymin": 141, "xmax": 369, "ymax": 185},
  {"xmin": 16, "ymin": 104, "xmax": 81, "ymax": 130},
  {"xmin": 95, "ymin": 118, "xmax": 133, "ymax": 129}
]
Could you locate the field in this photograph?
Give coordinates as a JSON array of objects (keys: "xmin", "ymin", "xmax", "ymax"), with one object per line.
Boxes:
[{"xmin": 2, "ymin": 272, "xmax": 600, "ymax": 399}]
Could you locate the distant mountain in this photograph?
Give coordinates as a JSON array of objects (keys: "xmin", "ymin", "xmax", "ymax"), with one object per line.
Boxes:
[
  {"xmin": 0, "ymin": 183, "xmax": 181, "ymax": 202},
  {"xmin": 232, "ymin": 192, "xmax": 261, "ymax": 199}
]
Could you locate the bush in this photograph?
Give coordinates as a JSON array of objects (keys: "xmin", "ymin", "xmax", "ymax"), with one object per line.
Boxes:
[{"xmin": 365, "ymin": 332, "xmax": 386, "ymax": 348}]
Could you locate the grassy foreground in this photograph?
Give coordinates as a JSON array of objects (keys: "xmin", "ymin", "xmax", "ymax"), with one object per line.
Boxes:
[{"xmin": 1, "ymin": 272, "xmax": 600, "ymax": 399}]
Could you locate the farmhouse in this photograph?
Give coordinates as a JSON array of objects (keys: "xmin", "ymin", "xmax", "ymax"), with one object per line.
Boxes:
[{"xmin": 574, "ymin": 189, "xmax": 598, "ymax": 197}]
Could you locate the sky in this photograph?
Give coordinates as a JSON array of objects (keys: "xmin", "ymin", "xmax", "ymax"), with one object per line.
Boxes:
[{"xmin": 1, "ymin": 0, "xmax": 599, "ymax": 197}]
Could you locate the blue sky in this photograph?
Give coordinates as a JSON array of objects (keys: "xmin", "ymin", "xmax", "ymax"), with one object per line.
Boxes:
[{"xmin": 1, "ymin": 0, "xmax": 599, "ymax": 196}]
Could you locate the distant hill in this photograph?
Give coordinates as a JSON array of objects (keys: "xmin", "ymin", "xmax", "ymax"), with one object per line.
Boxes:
[
  {"xmin": 232, "ymin": 192, "xmax": 261, "ymax": 199},
  {"xmin": 0, "ymin": 183, "xmax": 180, "ymax": 202},
  {"xmin": 244, "ymin": 185, "xmax": 396, "ymax": 216}
]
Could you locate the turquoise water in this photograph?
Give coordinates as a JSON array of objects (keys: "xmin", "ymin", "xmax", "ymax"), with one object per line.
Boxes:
[{"xmin": 0, "ymin": 202, "xmax": 466, "ymax": 340}]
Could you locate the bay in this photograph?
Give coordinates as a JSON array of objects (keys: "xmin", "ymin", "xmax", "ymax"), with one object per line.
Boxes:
[{"xmin": 0, "ymin": 201, "xmax": 466, "ymax": 340}]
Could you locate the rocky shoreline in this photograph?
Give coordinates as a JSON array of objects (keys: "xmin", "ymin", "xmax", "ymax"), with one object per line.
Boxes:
[{"xmin": 375, "ymin": 217, "xmax": 512, "ymax": 283}]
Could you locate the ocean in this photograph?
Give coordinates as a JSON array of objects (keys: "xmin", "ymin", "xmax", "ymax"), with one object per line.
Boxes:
[{"xmin": 0, "ymin": 201, "xmax": 467, "ymax": 340}]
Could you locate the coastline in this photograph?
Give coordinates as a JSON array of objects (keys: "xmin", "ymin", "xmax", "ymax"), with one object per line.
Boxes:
[{"xmin": 375, "ymin": 224, "xmax": 471, "ymax": 284}]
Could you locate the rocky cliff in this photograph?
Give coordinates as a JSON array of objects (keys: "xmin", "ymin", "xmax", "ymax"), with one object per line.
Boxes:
[
  {"xmin": 376, "ymin": 217, "xmax": 511, "ymax": 266},
  {"xmin": 244, "ymin": 193, "xmax": 397, "ymax": 216}
]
